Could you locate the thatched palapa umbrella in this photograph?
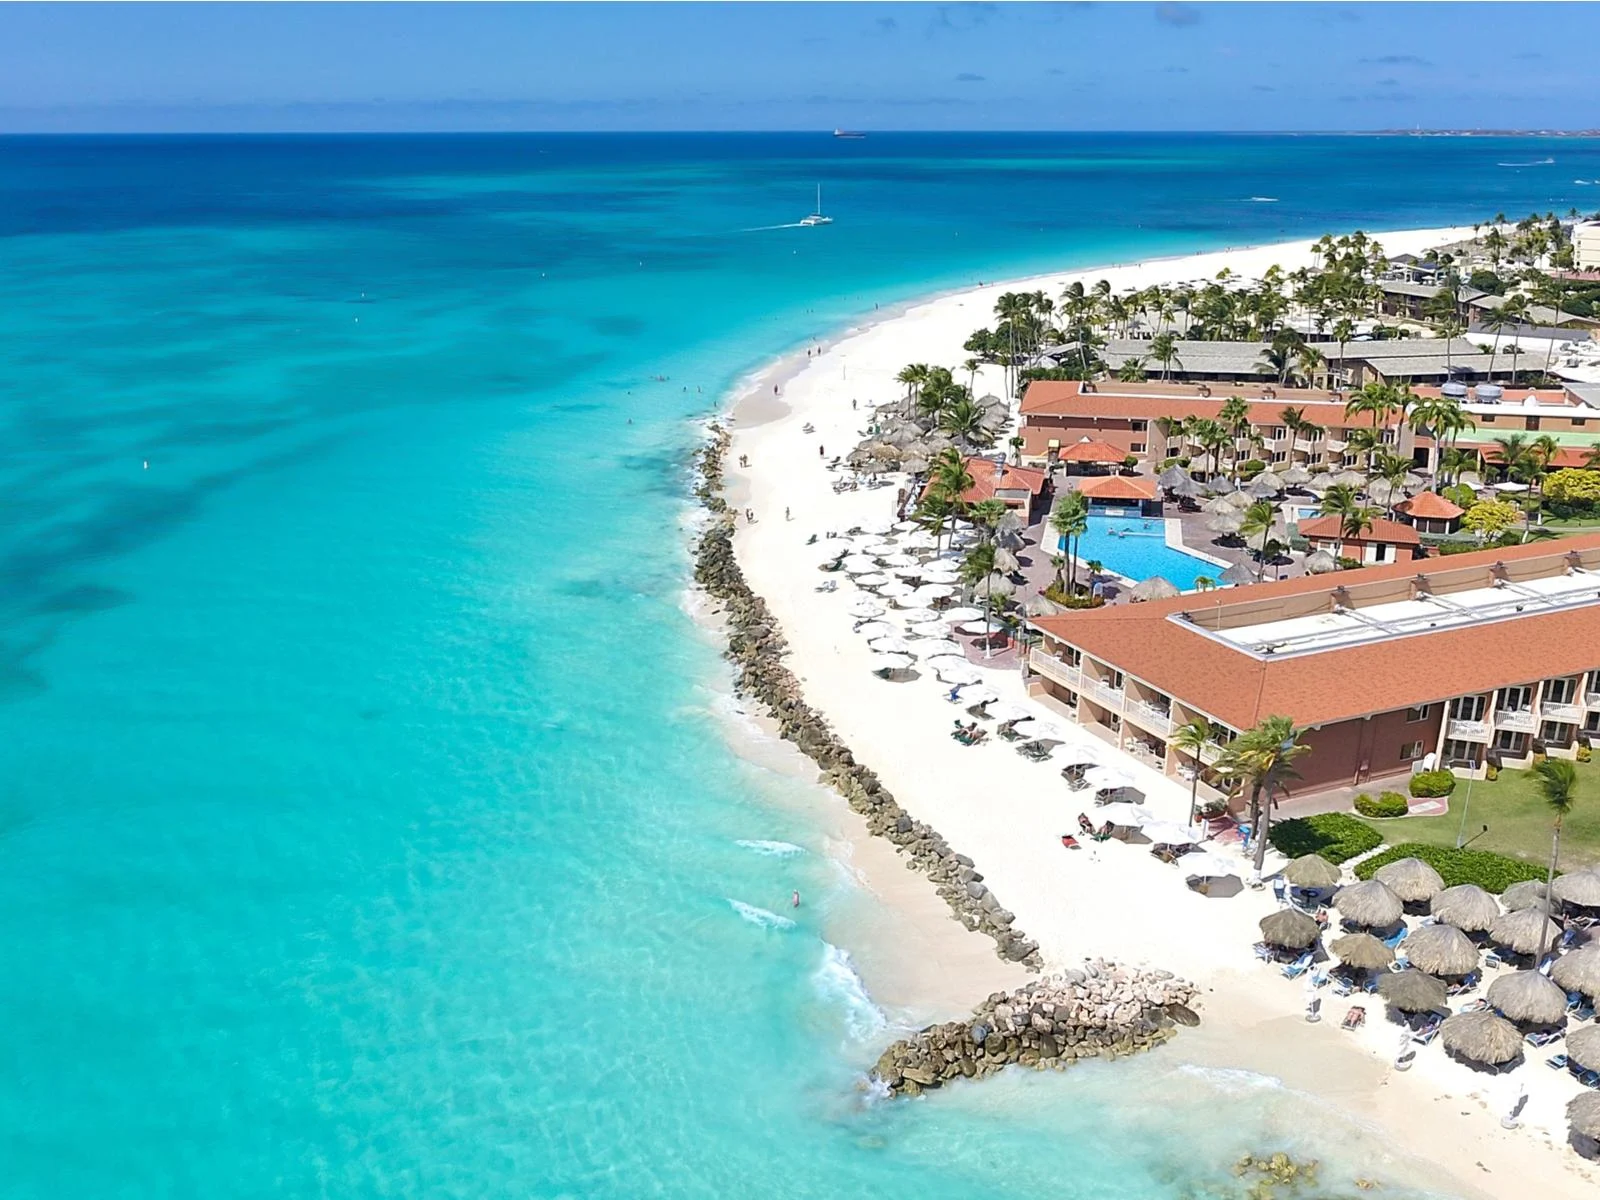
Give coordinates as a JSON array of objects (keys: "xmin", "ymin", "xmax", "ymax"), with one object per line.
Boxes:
[
  {"xmin": 1130, "ymin": 575, "xmax": 1181, "ymax": 602},
  {"xmin": 1330, "ymin": 932, "xmax": 1394, "ymax": 972},
  {"xmin": 1282, "ymin": 854, "xmax": 1341, "ymax": 889},
  {"xmin": 1553, "ymin": 869, "xmax": 1600, "ymax": 909},
  {"xmin": 1206, "ymin": 510, "xmax": 1244, "ymax": 535},
  {"xmin": 1247, "ymin": 471, "xmax": 1285, "ymax": 498},
  {"xmin": 1490, "ymin": 907, "xmax": 1562, "ymax": 956},
  {"xmin": 1219, "ymin": 562, "xmax": 1256, "ymax": 586},
  {"xmin": 1569, "ymin": 1092, "xmax": 1600, "ymax": 1143},
  {"xmin": 1373, "ymin": 857, "xmax": 1445, "ymax": 904},
  {"xmin": 1552, "ymin": 946, "xmax": 1600, "ymax": 1001},
  {"xmin": 1223, "ymin": 489, "xmax": 1253, "ymax": 509},
  {"xmin": 1567, "ymin": 1026, "xmax": 1600, "ymax": 1073},
  {"xmin": 1334, "ymin": 879, "xmax": 1403, "ymax": 929},
  {"xmin": 1431, "ymin": 883, "xmax": 1501, "ymax": 933},
  {"xmin": 1259, "ymin": 908, "xmax": 1321, "ymax": 950},
  {"xmin": 1203, "ymin": 495, "xmax": 1237, "ymax": 515},
  {"xmin": 1157, "ymin": 465, "xmax": 1192, "ymax": 490},
  {"xmin": 1303, "ymin": 549, "xmax": 1339, "ymax": 574},
  {"xmin": 1171, "ymin": 476, "xmax": 1206, "ymax": 499},
  {"xmin": 1501, "ymin": 880, "xmax": 1551, "ymax": 912},
  {"xmin": 1378, "ymin": 969, "xmax": 1448, "ymax": 1013},
  {"xmin": 1487, "ymin": 969, "xmax": 1568, "ymax": 1026},
  {"xmin": 1441, "ymin": 1010, "xmax": 1523, "ymax": 1066},
  {"xmin": 1403, "ymin": 924, "xmax": 1479, "ymax": 977},
  {"xmin": 1281, "ymin": 464, "xmax": 1312, "ymax": 488}
]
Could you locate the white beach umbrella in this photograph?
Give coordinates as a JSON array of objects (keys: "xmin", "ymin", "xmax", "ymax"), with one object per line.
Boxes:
[
  {"xmin": 878, "ymin": 581, "xmax": 915, "ymax": 599},
  {"xmin": 1084, "ymin": 766, "xmax": 1133, "ymax": 793},
  {"xmin": 1181, "ymin": 851, "xmax": 1240, "ymax": 878},
  {"xmin": 897, "ymin": 607, "xmax": 942, "ymax": 624},
  {"xmin": 859, "ymin": 521, "xmax": 895, "ymax": 536},
  {"xmin": 906, "ymin": 621, "xmax": 952, "ymax": 639},
  {"xmin": 912, "ymin": 584, "xmax": 955, "ymax": 603},
  {"xmin": 1011, "ymin": 718, "xmax": 1066, "ymax": 741},
  {"xmin": 934, "ymin": 662, "xmax": 983, "ymax": 686},
  {"xmin": 1055, "ymin": 744, "xmax": 1101, "ymax": 767},
  {"xmin": 879, "ymin": 553, "xmax": 919, "ymax": 569},
  {"xmin": 868, "ymin": 635, "xmax": 915, "ymax": 654},
  {"xmin": 846, "ymin": 600, "xmax": 885, "ymax": 618},
  {"xmin": 871, "ymin": 652, "xmax": 915, "ymax": 671},
  {"xmin": 987, "ymin": 702, "xmax": 1035, "ymax": 724},
  {"xmin": 1492, "ymin": 481, "xmax": 1529, "ymax": 494},
  {"xmin": 956, "ymin": 620, "xmax": 995, "ymax": 635},
  {"xmin": 853, "ymin": 620, "xmax": 898, "ymax": 638},
  {"xmin": 893, "ymin": 519, "xmax": 921, "ymax": 532},
  {"xmin": 901, "ymin": 532, "xmax": 939, "ymax": 550},
  {"xmin": 1095, "ymin": 802, "xmax": 1153, "ymax": 826},
  {"xmin": 941, "ymin": 606, "xmax": 985, "ymax": 623},
  {"xmin": 915, "ymin": 637, "xmax": 964, "ymax": 655},
  {"xmin": 861, "ymin": 539, "xmax": 899, "ymax": 554},
  {"xmin": 1141, "ymin": 821, "xmax": 1198, "ymax": 846},
  {"xmin": 853, "ymin": 572, "xmax": 890, "ymax": 587},
  {"xmin": 890, "ymin": 563, "xmax": 926, "ymax": 578},
  {"xmin": 955, "ymin": 685, "xmax": 1000, "ymax": 707},
  {"xmin": 842, "ymin": 556, "xmax": 881, "ymax": 574},
  {"xmin": 919, "ymin": 568, "xmax": 961, "ymax": 584}
]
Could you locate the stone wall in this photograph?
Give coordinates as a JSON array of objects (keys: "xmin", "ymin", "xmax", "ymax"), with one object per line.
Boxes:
[
  {"xmin": 692, "ymin": 423, "xmax": 1043, "ymax": 970},
  {"xmin": 872, "ymin": 962, "xmax": 1199, "ymax": 1096}
]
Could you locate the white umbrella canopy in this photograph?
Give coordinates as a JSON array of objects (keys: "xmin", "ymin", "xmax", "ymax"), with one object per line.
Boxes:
[
  {"xmin": 987, "ymin": 702, "xmax": 1036, "ymax": 723},
  {"xmin": 879, "ymin": 553, "xmax": 919, "ymax": 569},
  {"xmin": 912, "ymin": 584, "xmax": 956, "ymax": 603},
  {"xmin": 934, "ymin": 662, "xmax": 983, "ymax": 686},
  {"xmin": 1095, "ymin": 801, "xmax": 1153, "ymax": 826},
  {"xmin": 955, "ymin": 684, "xmax": 1000, "ymax": 707},
  {"xmin": 906, "ymin": 621, "xmax": 952, "ymax": 639},
  {"xmin": 1085, "ymin": 765, "xmax": 1134, "ymax": 793},
  {"xmin": 1011, "ymin": 718, "xmax": 1066, "ymax": 741},
  {"xmin": 941, "ymin": 606, "xmax": 986, "ymax": 623},
  {"xmin": 879, "ymin": 581, "xmax": 916, "ymax": 599},
  {"xmin": 957, "ymin": 620, "xmax": 995, "ymax": 635},
  {"xmin": 860, "ymin": 539, "xmax": 899, "ymax": 554},
  {"xmin": 916, "ymin": 639, "xmax": 966, "ymax": 658},
  {"xmin": 857, "ymin": 520, "xmax": 896, "ymax": 535},
  {"xmin": 1142, "ymin": 821, "xmax": 1198, "ymax": 846},
  {"xmin": 853, "ymin": 572, "xmax": 891, "ymax": 587},
  {"xmin": 871, "ymin": 652, "xmax": 915, "ymax": 671},
  {"xmin": 889, "ymin": 563, "xmax": 926, "ymax": 578},
  {"xmin": 897, "ymin": 606, "xmax": 943, "ymax": 624},
  {"xmin": 842, "ymin": 556, "xmax": 881, "ymax": 573},
  {"xmin": 847, "ymin": 599, "xmax": 885, "ymax": 618},
  {"xmin": 893, "ymin": 519, "xmax": 921, "ymax": 532},
  {"xmin": 1180, "ymin": 851, "xmax": 1239, "ymax": 878},
  {"xmin": 1055, "ymin": 744, "xmax": 1102, "ymax": 767},
  {"xmin": 867, "ymin": 635, "xmax": 915, "ymax": 654},
  {"xmin": 853, "ymin": 620, "xmax": 899, "ymax": 638},
  {"xmin": 919, "ymin": 568, "xmax": 962, "ymax": 584}
]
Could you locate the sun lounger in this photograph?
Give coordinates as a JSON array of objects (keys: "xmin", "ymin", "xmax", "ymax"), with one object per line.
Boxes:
[
  {"xmin": 1389, "ymin": 954, "xmax": 1410, "ymax": 972},
  {"xmin": 1282, "ymin": 952, "xmax": 1314, "ymax": 979},
  {"xmin": 1332, "ymin": 977, "xmax": 1354, "ymax": 997},
  {"xmin": 1525, "ymin": 1028, "xmax": 1562, "ymax": 1048},
  {"xmin": 1382, "ymin": 927, "xmax": 1409, "ymax": 949},
  {"xmin": 1411, "ymin": 1015, "xmax": 1443, "ymax": 1046},
  {"xmin": 1484, "ymin": 949, "xmax": 1504, "ymax": 969},
  {"xmin": 1342, "ymin": 1006, "xmax": 1366, "ymax": 1031},
  {"xmin": 1310, "ymin": 970, "xmax": 1330, "ymax": 989},
  {"xmin": 1548, "ymin": 1053, "xmax": 1570, "ymax": 1070},
  {"xmin": 1457, "ymin": 998, "xmax": 1489, "ymax": 1014},
  {"xmin": 1271, "ymin": 878, "xmax": 1287, "ymax": 906},
  {"xmin": 1253, "ymin": 942, "xmax": 1275, "ymax": 963},
  {"xmin": 1577, "ymin": 1068, "xmax": 1600, "ymax": 1089},
  {"xmin": 1446, "ymin": 971, "xmax": 1480, "ymax": 996}
]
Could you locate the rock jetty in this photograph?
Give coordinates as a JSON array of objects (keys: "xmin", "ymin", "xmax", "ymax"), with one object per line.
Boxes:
[
  {"xmin": 692, "ymin": 423, "xmax": 1043, "ymax": 970},
  {"xmin": 872, "ymin": 963, "xmax": 1199, "ymax": 1095}
]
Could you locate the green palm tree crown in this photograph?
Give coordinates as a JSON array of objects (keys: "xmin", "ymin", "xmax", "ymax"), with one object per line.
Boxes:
[
  {"xmin": 1214, "ymin": 715, "xmax": 1310, "ymax": 873},
  {"xmin": 1049, "ymin": 492, "xmax": 1090, "ymax": 593},
  {"xmin": 1171, "ymin": 717, "xmax": 1213, "ymax": 825},
  {"xmin": 1532, "ymin": 757, "xmax": 1579, "ymax": 953}
]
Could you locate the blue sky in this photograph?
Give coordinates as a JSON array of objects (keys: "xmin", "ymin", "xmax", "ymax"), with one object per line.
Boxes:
[{"xmin": 0, "ymin": 2, "xmax": 1590, "ymax": 133}]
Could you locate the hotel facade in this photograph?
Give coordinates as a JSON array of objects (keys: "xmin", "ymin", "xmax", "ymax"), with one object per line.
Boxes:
[{"xmin": 1024, "ymin": 536, "xmax": 1600, "ymax": 803}]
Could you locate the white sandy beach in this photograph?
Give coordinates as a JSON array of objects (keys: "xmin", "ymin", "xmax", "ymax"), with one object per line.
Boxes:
[{"xmin": 716, "ymin": 227, "xmax": 1599, "ymax": 1199}]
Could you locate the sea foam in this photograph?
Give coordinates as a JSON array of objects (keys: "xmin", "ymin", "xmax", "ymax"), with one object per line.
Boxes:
[
  {"xmin": 736, "ymin": 839, "xmax": 806, "ymax": 857},
  {"xmin": 815, "ymin": 943, "xmax": 887, "ymax": 1041},
  {"xmin": 727, "ymin": 899, "xmax": 797, "ymax": 930}
]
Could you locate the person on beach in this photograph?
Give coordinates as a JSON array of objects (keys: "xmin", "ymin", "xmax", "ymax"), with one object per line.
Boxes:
[
  {"xmin": 785, "ymin": 507, "xmax": 791, "ymax": 521},
  {"xmin": 791, "ymin": 891, "xmax": 801, "ymax": 909},
  {"xmin": 818, "ymin": 445, "xmax": 824, "ymax": 458}
]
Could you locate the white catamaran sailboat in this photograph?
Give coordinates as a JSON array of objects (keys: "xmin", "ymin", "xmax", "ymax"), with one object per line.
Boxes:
[{"xmin": 799, "ymin": 185, "xmax": 833, "ymax": 226}]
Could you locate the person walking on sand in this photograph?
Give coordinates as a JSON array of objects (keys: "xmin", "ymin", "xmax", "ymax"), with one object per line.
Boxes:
[{"xmin": 785, "ymin": 507, "xmax": 791, "ymax": 521}]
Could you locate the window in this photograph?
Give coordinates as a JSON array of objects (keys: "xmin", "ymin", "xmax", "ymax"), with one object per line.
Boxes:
[
  {"xmin": 1271, "ymin": 451, "xmax": 1288, "ymax": 464},
  {"xmin": 1443, "ymin": 739, "xmax": 1483, "ymax": 769},
  {"xmin": 1541, "ymin": 721, "xmax": 1575, "ymax": 745},
  {"xmin": 1110, "ymin": 670, "xmax": 1125, "ymax": 689},
  {"xmin": 1498, "ymin": 684, "xmax": 1532, "ymax": 712},
  {"xmin": 1481, "ymin": 412, "xmax": 1497, "ymax": 422},
  {"xmin": 1270, "ymin": 426, "xmax": 1286, "ymax": 439},
  {"xmin": 1527, "ymin": 416, "xmax": 1541, "ymax": 431},
  {"xmin": 1401, "ymin": 741, "xmax": 1425, "ymax": 760},
  {"xmin": 1575, "ymin": 418, "xmax": 1588, "ymax": 428},
  {"xmin": 1545, "ymin": 676, "xmax": 1579, "ymax": 705},
  {"xmin": 1406, "ymin": 704, "xmax": 1431, "ymax": 722},
  {"xmin": 1495, "ymin": 729, "xmax": 1528, "ymax": 753},
  {"xmin": 1129, "ymin": 442, "xmax": 1146, "ymax": 454},
  {"xmin": 1449, "ymin": 695, "xmax": 1486, "ymax": 721},
  {"xmin": 1130, "ymin": 419, "xmax": 1147, "ymax": 431}
]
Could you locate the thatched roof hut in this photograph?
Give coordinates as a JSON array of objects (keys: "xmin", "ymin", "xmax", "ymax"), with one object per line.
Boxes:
[
  {"xmin": 1334, "ymin": 879, "xmax": 1403, "ymax": 929},
  {"xmin": 1377, "ymin": 970, "xmax": 1447, "ymax": 1013},
  {"xmin": 1565, "ymin": 1026, "xmax": 1600, "ymax": 1073},
  {"xmin": 1130, "ymin": 575, "xmax": 1181, "ymax": 602},
  {"xmin": 1157, "ymin": 465, "xmax": 1192, "ymax": 490},
  {"xmin": 1282, "ymin": 854, "xmax": 1341, "ymax": 889},
  {"xmin": 1430, "ymin": 884, "xmax": 1501, "ymax": 934},
  {"xmin": 1373, "ymin": 857, "xmax": 1445, "ymax": 904},
  {"xmin": 1551, "ymin": 946, "xmax": 1600, "ymax": 1001},
  {"xmin": 1501, "ymin": 881, "xmax": 1551, "ymax": 912},
  {"xmin": 1218, "ymin": 562, "xmax": 1255, "ymax": 586},
  {"xmin": 1260, "ymin": 908, "xmax": 1320, "ymax": 949},
  {"xmin": 1440, "ymin": 1010, "xmax": 1523, "ymax": 1066},
  {"xmin": 1303, "ymin": 549, "xmax": 1339, "ymax": 574},
  {"xmin": 1403, "ymin": 924, "xmax": 1480, "ymax": 978},
  {"xmin": 1569, "ymin": 1092, "xmax": 1600, "ymax": 1143},
  {"xmin": 1490, "ymin": 907, "xmax": 1562, "ymax": 956},
  {"xmin": 1486, "ymin": 970, "xmax": 1568, "ymax": 1026},
  {"xmin": 1553, "ymin": 870, "xmax": 1600, "ymax": 909},
  {"xmin": 1329, "ymin": 932, "xmax": 1393, "ymax": 972}
]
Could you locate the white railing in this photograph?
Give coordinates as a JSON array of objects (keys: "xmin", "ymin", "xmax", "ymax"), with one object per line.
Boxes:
[
  {"xmin": 1028, "ymin": 649, "xmax": 1081, "ymax": 690},
  {"xmin": 1293, "ymin": 437, "xmax": 1320, "ymax": 452},
  {"xmin": 1496, "ymin": 709, "xmax": 1536, "ymax": 733},
  {"xmin": 1584, "ymin": 692, "xmax": 1600, "ymax": 709},
  {"xmin": 1446, "ymin": 718, "xmax": 1490, "ymax": 741},
  {"xmin": 1082, "ymin": 677, "xmax": 1125, "ymax": 709},
  {"xmin": 1126, "ymin": 702, "xmax": 1172, "ymax": 735},
  {"xmin": 1543, "ymin": 701, "xmax": 1583, "ymax": 723}
]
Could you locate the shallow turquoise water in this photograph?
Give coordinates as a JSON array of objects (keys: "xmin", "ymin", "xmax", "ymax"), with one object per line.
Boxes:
[
  {"xmin": 1061, "ymin": 513, "xmax": 1219, "ymax": 590},
  {"xmin": 4, "ymin": 133, "xmax": 1595, "ymax": 1197}
]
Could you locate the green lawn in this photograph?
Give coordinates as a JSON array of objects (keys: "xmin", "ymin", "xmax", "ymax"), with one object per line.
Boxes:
[{"xmin": 1354, "ymin": 762, "xmax": 1600, "ymax": 871}]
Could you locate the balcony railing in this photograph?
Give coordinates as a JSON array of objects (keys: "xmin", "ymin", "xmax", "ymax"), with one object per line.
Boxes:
[
  {"xmin": 1584, "ymin": 691, "xmax": 1600, "ymax": 709},
  {"xmin": 1081, "ymin": 677, "xmax": 1125, "ymax": 709},
  {"xmin": 1496, "ymin": 709, "xmax": 1536, "ymax": 733},
  {"xmin": 1446, "ymin": 718, "xmax": 1491, "ymax": 741},
  {"xmin": 1326, "ymin": 439, "xmax": 1348, "ymax": 451},
  {"xmin": 1293, "ymin": 437, "xmax": 1320, "ymax": 452},
  {"xmin": 1028, "ymin": 649, "xmax": 1081, "ymax": 690},
  {"xmin": 1543, "ymin": 701, "xmax": 1583, "ymax": 723},
  {"xmin": 1125, "ymin": 702, "xmax": 1172, "ymax": 735}
]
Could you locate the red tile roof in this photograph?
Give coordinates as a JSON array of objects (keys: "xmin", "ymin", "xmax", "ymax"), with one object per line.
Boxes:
[
  {"xmin": 1398, "ymin": 491, "xmax": 1464, "ymax": 520},
  {"xmin": 1075, "ymin": 475, "xmax": 1159, "ymax": 501},
  {"xmin": 922, "ymin": 457, "xmax": 1048, "ymax": 507},
  {"xmin": 1056, "ymin": 437, "xmax": 1129, "ymax": 464},
  {"xmin": 1020, "ymin": 380, "xmax": 1410, "ymax": 429},
  {"xmin": 1297, "ymin": 515, "xmax": 1422, "ymax": 546},
  {"xmin": 1030, "ymin": 534, "xmax": 1600, "ymax": 729}
]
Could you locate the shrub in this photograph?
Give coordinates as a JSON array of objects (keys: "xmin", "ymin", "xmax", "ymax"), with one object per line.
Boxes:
[
  {"xmin": 1408, "ymin": 769, "xmax": 1458, "ymax": 798},
  {"xmin": 1355, "ymin": 791, "xmax": 1410, "ymax": 818},
  {"xmin": 1269, "ymin": 812, "xmax": 1383, "ymax": 864},
  {"xmin": 1238, "ymin": 459, "xmax": 1267, "ymax": 480},
  {"xmin": 1545, "ymin": 469, "xmax": 1600, "ymax": 504},
  {"xmin": 1580, "ymin": 744, "xmax": 1593, "ymax": 763},
  {"xmin": 1354, "ymin": 843, "xmax": 1548, "ymax": 894},
  {"xmin": 1336, "ymin": 556, "xmax": 1363, "ymax": 571},
  {"xmin": 1486, "ymin": 763, "xmax": 1499, "ymax": 781}
]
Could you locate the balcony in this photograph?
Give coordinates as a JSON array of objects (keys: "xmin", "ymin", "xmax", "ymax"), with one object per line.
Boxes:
[
  {"xmin": 1081, "ymin": 677, "xmax": 1125, "ymax": 710},
  {"xmin": 1585, "ymin": 692, "xmax": 1600, "ymax": 709},
  {"xmin": 1496, "ymin": 709, "xmax": 1536, "ymax": 733},
  {"xmin": 1543, "ymin": 701, "xmax": 1583, "ymax": 723},
  {"xmin": 1293, "ymin": 437, "xmax": 1320, "ymax": 452},
  {"xmin": 1447, "ymin": 718, "xmax": 1491, "ymax": 741},
  {"xmin": 1028, "ymin": 649, "xmax": 1081, "ymax": 690},
  {"xmin": 1326, "ymin": 439, "xmax": 1348, "ymax": 452},
  {"xmin": 1125, "ymin": 701, "xmax": 1172, "ymax": 736}
]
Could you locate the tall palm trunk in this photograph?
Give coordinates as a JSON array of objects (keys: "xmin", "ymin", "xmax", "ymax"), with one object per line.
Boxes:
[
  {"xmin": 1544, "ymin": 815, "xmax": 1564, "ymax": 959},
  {"xmin": 1251, "ymin": 782, "xmax": 1271, "ymax": 875}
]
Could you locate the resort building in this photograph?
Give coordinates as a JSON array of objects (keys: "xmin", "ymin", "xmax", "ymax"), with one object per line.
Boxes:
[
  {"xmin": 1294, "ymin": 515, "xmax": 1422, "ymax": 565},
  {"xmin": 1071, "ymin": 474, "xmax": 1161, "ymax": 515},
  {"xmin": 1019, "ymin": 378, "xmax": 1600, "ymax": 476},
  {"xmin": 934, "ymin": 456, "xmax": 1052, "ymax": 523},
  {"xmin": 1575, "ymin": 221, "xmax": 1600, "ymax": 271},
  {"xmin": 1024, "ymin": 535, "xmax": 1600, "ymax": 804},
  {"xmin": 1395, "ymin": 491, "xmax": 1465, "ymax": 535}
]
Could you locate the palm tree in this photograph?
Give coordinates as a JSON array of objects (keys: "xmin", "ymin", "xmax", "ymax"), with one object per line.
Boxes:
[
  {"xmin": 1330, "ymin": 317, "xmax": 1355, "ymax": 385},
  {"xmin": 1344, "ymin": 427, "xmax": 1381, "ymax": 473},
  {"xmin": 1049, "ymin": 491, "xmax": 1089, "ymax": 595},
  {"xmin": 1214, "ymin": 715, "xmax": 1310, "ymax": 876},
  {"xmin": 1409, "ymin": 395, "xmax": 1475, "ymax": 483},
  {"xmin": 1531, "ymin": 757, "xmax": 1579, "ymax": 958},
  {"xmin": 1344, "ymin": 381, "xmax": 1395, "ymax": 433},
  {"xmin": 962, "ymin": 357, "xmax": 982, "ymax": 393},
  {"xmin": 1187, "ymin": 417, "xmax": 1229, "ymax": 481},
  {"xmin": 896, "ymin": 363, "xmax": 931, "ymax": 404},
  {"xmin": 1217, "ymin": 395, "xmax": 1253, "ymax": 483},
  {"xmin": 939, "ymin": 395, "xmax": 993, "ymax": 450},
  {"xmin": 920, "ymin": 449, "xmax": 974, "ymax": 551},
  {"xmin": 1149, "ymin": 331, "xmax": 1183, "ymax": 381},
  {"xmin": 1240, "ymin": 499, "xmax": 1279, "ymax": 581},
  {"xmin": 1481, "ymin": 305, "xmax": 1521, "ymax": 382},
  {"xmin": 1171, "ymin": 717, "xmax": 1213, "ymax": 828},
  {"xmin": 1116, "ymin": 355, "xmax": 1149, "ymax": 382},
  {"xmin": 1319, "ymin": 484, "xmax": 1381, "ymax": 547}
]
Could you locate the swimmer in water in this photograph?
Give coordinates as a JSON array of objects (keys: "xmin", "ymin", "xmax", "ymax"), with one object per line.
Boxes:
[{"xmin": 792, "ymin": 891, "xmax": 801, "ymax": 909}]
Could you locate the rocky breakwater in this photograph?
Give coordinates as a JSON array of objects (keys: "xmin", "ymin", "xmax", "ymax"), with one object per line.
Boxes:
[
  {"xmin": 873, "ymin": 962, "xmax": 1200, "ymax": 1096},
  {"xmin": 692, "ymin": 423, "xmax": 1042, "ymax": 970}
]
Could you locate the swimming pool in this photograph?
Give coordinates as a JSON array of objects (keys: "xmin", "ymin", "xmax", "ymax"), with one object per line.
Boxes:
[{"xmin": 1055, "ymin": 513, "xmax": 1220, "ymax": 591}]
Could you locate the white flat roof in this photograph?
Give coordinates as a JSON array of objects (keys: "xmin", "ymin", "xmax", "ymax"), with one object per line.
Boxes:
[{"xmin": 1197, "ymin": 566, "xmax": 1600, "ymax": 659}]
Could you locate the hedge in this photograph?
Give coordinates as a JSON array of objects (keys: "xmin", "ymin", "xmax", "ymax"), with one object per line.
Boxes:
[
  {"xmin": 1354, "ymin": 843, "xmax": 1548, "ymax": 894},
  {"xmin": 1408, "ymin": 769, "xmax": 1458, "ymax": 799},
  {"xmin": 1269, "ymin": 812, "xmax": 1383, "ymax": 864},
  {"xmin": 1355, "ymin": 792, "xmax": 1410, "ymax": 819}
]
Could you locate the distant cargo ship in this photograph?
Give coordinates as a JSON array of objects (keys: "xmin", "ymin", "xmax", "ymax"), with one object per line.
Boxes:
[{"xmin": 833, "ymin": 129, "xmax": 866, "ymax": 139}]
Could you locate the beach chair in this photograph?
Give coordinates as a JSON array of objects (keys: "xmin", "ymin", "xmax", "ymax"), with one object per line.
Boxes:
[
  {"xmin": 1457, "ymin": 998, "xmax": 1489, "ymax": 1014},
  {"xmin": 1484, "ymin": 949, "xmax": 1504, "ymax": 970},
  {"xmin": 1411, "ymin": 1014, "xmax": 1443, "ymax": 1046},
  {"xmin": 1389, "ymin": 954, "xmax": 1411, "ymax": 973},
  {"xmin": 1577, "ymin": 1068, "xmax": 1600, "ymax": 1089},
  {"xmin": 1310, "ymin": 970, "xmax": 1330, "ymax": 990},
  {"xmin": 1446, "ymin": 971, "xmax": 1480, "ymax": 997},
  {"xmin": 1341, "ymin": 1006, "xmax": 1366, "ymax": 1031},
  {"xmin": 1548, "ymin": 1053, "xmax": 1570, "ymax": 1070},
  {"xmin": 1382, "ymin": 927, "xmax": 1409, "ymax": 950},
  {"xmin": 1271, "ymin": 878, "xmax": 1287, "ymax": 907},
  {"xmin": 1525, "ymin": 1028, "xmax": 1562, "ymax": 1048},
  {"xmin": 1253, "ymin": 942, "xmax": 1275, "ymax": 963},
  {"xmin": 1282, "ymin": 952, "xmax": 1314, "ymax": 979},
  {"xmin": 1332, "ymin": 976, "xmax": 1354, "ymax": 998}
]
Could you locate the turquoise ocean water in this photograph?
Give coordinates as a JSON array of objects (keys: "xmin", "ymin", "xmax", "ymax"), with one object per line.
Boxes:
[{"xmin": 5, "ymin": 133, "xmax": 1600, "ymax": 1198}]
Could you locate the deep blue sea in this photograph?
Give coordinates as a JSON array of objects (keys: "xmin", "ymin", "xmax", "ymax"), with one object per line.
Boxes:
[{"xmin": 4, "ymin": 133, "xmax": 1599, "ymax": 1198}]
